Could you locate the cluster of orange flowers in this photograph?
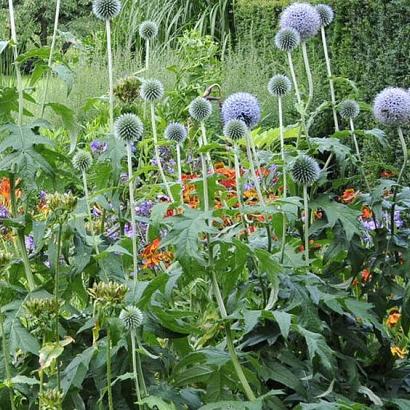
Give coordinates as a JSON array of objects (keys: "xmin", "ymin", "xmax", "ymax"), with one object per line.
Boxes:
[
  {"xmin": 340, "ymin": 188, "xmax": 359, "ymax": 204},
  {"xmin": 386, "ymin": 309, "xmax": 401, "ymax": 328},
  {"xmin": 352, "ymin": 268, "xmax": 372, "ymax": 286},
  {"xmin": 140, "ymin": 238, "xmax": 173, "ymax": 269}
]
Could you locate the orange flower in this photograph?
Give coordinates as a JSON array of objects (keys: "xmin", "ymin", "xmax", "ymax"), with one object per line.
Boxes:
[
  {"xmin": 256, "ymin": 167, "xmax": 269, "ymax": 177},
  {"xmin": 381, "ymin": 169, "xmax": 394, "ymax": 178},
  {"xmin": 215, "ymin": 166, "xmax": 236, "ymax": 189},
  {"xmin": 341, "ymin": 188, "xmax": 359, "ymax": 204},
  {"xmin": 360, "ymin": 268, "xmax": 371, "ymax": 283},
  {"xmin": 386, "ymin": 309, "xmax": 401, "ymax": 328},
  {"xmin": 243, "ymin": 189, "xmax": 258, "ymax": 203},
  {"xmin": 391, "ymin": 346, "xmax": 408, "ymax": 359},
  {"xmin": 141, "ymin": 238, "xmax": 173, "ymax": 269},
  {"xmin": 0, "ymin": 177, "xmax": 21, "ymax": 206},
  {"xmin": 361, "ymin": 206, "xmax": 373, "ymax": 219}
]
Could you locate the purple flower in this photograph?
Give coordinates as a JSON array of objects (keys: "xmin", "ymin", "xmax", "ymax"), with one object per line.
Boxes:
[
  {"xmin": 280, "ymin": 2, "xmax": 321, "ymax": 41},
  {"xmin": 151, "ymin": 147, "xmax": 175, "ymax": 174},
  {"xmin": 222, "ymin": 92, "xmax": 261, "ymax": 128},
  {"xmin": 25, "ymin": 235, "xmax": 35, "ymax": 253},
  {"xmin": 92, "ymin": 207, "xmax": 102, "ymax": 217},
  {"xmin": 124, "ymin": 223, "xmax": 134, "ymax": 238},
  {"xmin": 39, "ymin": 191, "xmax": 47, "ymax": 202},
  {"xmin": 90, "ymin": 140, "xmax": 108, "ymax": 155},
  {"xmin": 373, "ymin": 87, "xmax": 410, "ymax": 126},
  {"xmin": 0, "ymin": 205, "xmax": 9, "ymax": 218},
  {"xmin": 135, "ymin": 200, "xmax": 154, "ymax": 218}
]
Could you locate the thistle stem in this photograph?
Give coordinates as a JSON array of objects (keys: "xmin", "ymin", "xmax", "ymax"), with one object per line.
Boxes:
[
  {"xmin": 106, "ymin": 327, "xmax": 113, "ymax": 410},
  {"xmin": 145, "ymin": 39, "xmax": 150, "ymax": 71},
  {"xmin": 40, "ymin": 0, "xmax": 61, "ymax": 118},
  {"xmin": 321, "ymin": 27, "xmax": 339, "ymax": 132},
  {"xmin": 130, "ymin": 330, "xmax": 142, "ymax": 406},
  {"xmin": 245, "ymin": 133, "xmax": 265, "ymax": 207},
  {"xmin": 0, "ymin": 313, "xmax": 16, "ymax": 410},
  {"xmin": 249, "ymin": 133, "xmax": 264, "ymax": 190},
  {"xmin": 82, "ymin": 171, "xmax": 100, "ymax": 257},
  {"xmin": 200, "ymin": 122, "xmax": 214, "ymax": 174},
  {"xmin": 287, "ymin": 52, "xmax": 302, "ymax": 107},
  {"xmin": 233, "ymin": 147, "xmax": 243, "ymax": 210},
  {"xmin": 8, "ymin": 0, "xmax": 24, "ymax": 126},
  {"xmin": 349, "ymin": 118, "xmax": 370, "ymax": 191},
  {"xmin": 176, "ymin": 144, "xmax": 183, "ymax": 204},
  {"xmin": 303, "ymin": 184, "xmax": 309, "ymax": 266},
  {"xmin": 54, "ymin": 223, "xmax": 63, "ymax": 392},
  {"xmin": 106, "ymin": 19, "xmax": 114, "ymax": 129},
  {"xmin": 10, "ymin": 176, "xmax": 35, "ymax": 290},
  {"xmin": 301, "ymin": 42, "xmax": 313, "ymax": 113},
  {"xmin": 150, "ymin": 104, "xmax": 174, "ymax": 201},
  {"xmin": 126, "ymin": 143, "xmax": 139, "ymax": 284},
  {"xmin": 278, "ymin": 97, "xmax": 287, "ymax": 263}
]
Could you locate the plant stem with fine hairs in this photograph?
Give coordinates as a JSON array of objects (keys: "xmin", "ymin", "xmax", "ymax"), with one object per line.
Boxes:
[
  {"xmin": 40, "ymin": 0, "xmax": 61, "ymax": 118},
  {"xmin": 301, "ymin": 42, "xmax": 314, "ymax": 113},
  {"xmin": 82, "ymin": 172, "xmax": 100, "ymax": 257},
  {"xmin": 288, "ymin": 52, "xmax": 302, "ymax": 107},
  {"xmin": 106, "ymin": 19, "xmax": 114, "ymax": 129},
  {"xmin": 130, "ymin": 330, "xmax": 142, "ymax": 406},
  {"xmin": 200, "ymin": 122, "xmax": 215, "ymax": 174},
  {"xmin": 303, "ymin": 184, "xmax": 309, "ymax": 266},
  {"xmin": 321, "ymin": 26, "xmax": 339, "ymax": 132},
  {"xmin": 278, "ymin": 97, "xmax": 287, "ymax": 263},
  {"xmin": 106, "ymin": 327, "xmax": 114, "ymax": 410},
  {"xmin": 245, "ymin": 132, "xmax": 265, "ymax": 207},
  {"xmin": 150, "ymin": 103, "xmax": 174, "ymax": 201},
  {"xmin": 176, "ymin": 143, "xmax": 183, "ymax": 204},
  {"xmin": 349, "ymin": 118, "xmax": 370, "ymax": 191},
  {"xmin": 8, "ymin": 0, "xmax": 24, "ymax": 126}
]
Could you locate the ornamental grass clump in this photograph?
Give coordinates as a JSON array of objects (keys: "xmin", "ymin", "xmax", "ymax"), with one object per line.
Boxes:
[
  {"xmin": 189, "ymin": 97, "xmax": 213, "ymax": 212},
  {"xmin": 92, "ymin": 0, "xmax": 121, "ymax": 128},
  {"xmin": 165, "ymin": 122, "xmax": 187, "ymax": 204},
  {"xmin": 268, "ymin": 75, "xmax": 292, "ymax": 262},
  {"xmin": 373, "ymin": 87, "xmax": 410, "ymax": 236},
  {"xmin": 114, "ymin": 113, "xmax": 144, "ymax": 281},
  {"xmin": 139, "ymin": 20, "xmax": 158, "ymax": 70},
  {"xmin": 280, "ymin": 3, "xmax": 321, "ymax": 112},
  {"xmin": 291, "ymin": 155, "xmax": 320, "ymax": 265},
  {"xmin": 222, "ymin": 92, "xmax": 265, "ymax": 206}
]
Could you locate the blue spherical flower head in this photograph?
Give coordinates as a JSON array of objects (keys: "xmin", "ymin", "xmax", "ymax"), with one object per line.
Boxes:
[
  {"xmin": 268, "ymin": 75, "xmax": 292, "ymax": 97},
  {"xmin": 275, "ymin": 27, "xmax": 301, "ymax": 52},
  {"xmin": 165, "ymin": 122, "xmax": 187, "ymax": 144},
  {"xmin": 189, "ymin": 97, "xmax": 212, "ymax": 122},
  {"xmin": 223, "ymin": 119, "xmax": 248, "ymax": 140},
  {"xmin": 73, "ymin": 150, "xmax": 92, "ymax": 172},
  {"xmin": 114, "ymin": 113, "xmax": 144, "ymax": 142},
  {"xmin": 139, "ymin": 21, "xmax": 158, "ymax": 40},
  {"xmin": 92, "ymin": 0, "xmax": 121, "ymax": 20},
  {"xmin": 373, "ymin": 87, "xmax": 410, "ymax": 127},
  {"xmin": 222, "ymin": 92, "xmax": 261, "ymax": 128},
  {"xmin": 339, "ymin": 100, "xmax": 360, "ymax": 120},
  {"xmin": 291, "ymin": 155, "xmax": 320, "ymax": 186},
  {"xmin": 316, "ymin": 4, "xmax": 334, "ymax": 27},
  {"xmin": 280, "ymin": 2, "xmax": 321, "ymax": 41}
]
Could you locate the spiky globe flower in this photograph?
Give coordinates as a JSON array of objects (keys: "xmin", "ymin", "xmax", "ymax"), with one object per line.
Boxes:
[
  {"xmin": 268, "ymin": 75, "xmax": 292, "ymax": 97},
  {"xmin": 274, "ymin": 27, "xmax": 301, "ymax": 52},
  {"xmin": 92, "ymin": 0, "xmax": 121, "ymax": 20},
  {"xmin": 72, "ymin": 150, "xmax": 92, "ymax": 172},
  {"xmin": 165, "ymin": 122, "xmax": 187, "ymax": 144},
  {"xmin": 140, "ymin": 79, "xmax": 164, "ymax": 102},
  {"xmin": 223, "ymin": 119, "xmax": 248, "ymax": 140},
  {"xmin": 139, "ymin": 20, "xmax": 158, "ymax": 40},
  {"xmin": 280, "ymin": 2, "xmax": 321, "ymax": 41},
  {"xmin": 120, "ymin": 306, "xmax": 144, "ymax": 331},
  {"xmin": 339, "ymin": 100, "xmax": 360, "ymax": 120},
  {"xmin": 221, "ymin": 92, "xmax": 261, "ymax": 128},
  {"xmin": 291, "ymin": 155, "xmax": 320, "ymax": 186},
  {"xmin": 373, "ymin": 87, "xmax": 410, "ymax": 126},
  {"xmin": 189, "ymin": 97, "xmax": 212, "ymax": 122},
  {"xmin": 316, "ymin": 4, "xmax": 334, "ymax": 27},
  {"xmin": 114, "ymin": 113, "xmax": 144, "ymax": 142}
]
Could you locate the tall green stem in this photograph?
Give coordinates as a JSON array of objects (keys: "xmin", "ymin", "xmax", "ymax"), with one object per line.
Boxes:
[
  {"xmin": 82, "ymin": 171, "xmax": 100, "ymax": 257},
  {"xmin": 245, "ymin": 133, "xmax": 265, "ymax": 207},
  {"xmin": 249, "ymin": 133, "xmax": 264, "ymax": 190},
  {"xmin": 321, "ymin": 27, "xmax": 339, "ymax": 132},
  {"xmin": 278, "ymin": 97, "xmax": 287, "ymax": 263},
  {"xmin": 106, "ymin": 19, "xmax": 114, "ymax": 129},
  {"xmin": 0, "ymin": 313, "xmax": 16, "ymax": 410},
  {"xmin": 301, "ymin": 42, "xmax": 313, "ymax": 113},
  {"xmin": 10, "ymin": 176, "xmax": 35, "ymax": 290},
  {"xmin": 130, "ymin": 331, "xmax": 142, "ymax": 406},
  {"xmin": 145, "ymin": 39, "xmax": 150, "ymax": 71},
  {"xmin": 150, "ymin": 104, "xmax": 174, "ymax": 201},
  {"xmin": 54, "ymin": 223, "xmax": 63, "ymax": 392},
  {"xmin": 233, "ymin": 147, "xmax": 243, "ymax": 210},
  {"xmin": 40, "ymin": 0, "xmax": 61, "ymax": 118},
  {"xmin": 126, "ymin": 143, "xmax": 138, "ymax": 285},
  {"xmin": 200, "ymin": 122, "xmax": 214, "ymax": 174},
  {"xmin": 106, "ymin": 327, "xmax": 113, "ymax": 410},
  {"xmin": 8, "ymin": 0, "xmax": 23, "ymax": 126},
  {"xmin": 287, "ymin": 52, "xmax": 302, "ymax": 107},
  {"xmin": 176, "ymin": 144, "xmax": 183, "ymax": 204},
  {"xmin": 303, "ymin": 184, "xmax": 309, "ymax": 266},
  {"xmin": 210, "ymin": 270, "xmax": 256, "ymax": 401},
  {"xmin": 349, "ymin": 118, "xmax": 370, "ymax": 191},
  {"xmin": 199, "ymin": 122, "xmax": 210, "ymax": 212}
]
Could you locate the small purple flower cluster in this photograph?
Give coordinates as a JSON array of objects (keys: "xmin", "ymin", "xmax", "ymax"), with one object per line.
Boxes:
[
  {"xmin": 90, "ymin": 140, "xmax": 108, "ymax": 155},
  {"xmin": 151, "ymin": 147, "xmax": 176, "ymax": 174}
]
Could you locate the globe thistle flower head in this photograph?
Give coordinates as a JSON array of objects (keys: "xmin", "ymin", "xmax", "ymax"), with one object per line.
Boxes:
[
  {"xmin": 119, "ymin": 306, "xmax": 143, "ymax": 331},
  {"xmin": 92, "ymin": 0, "xmax": 121, "ymax": 20},
  {"xmin": 189, "ymin": 97, "xmax": 212, "ymax": 122},
  {"xmin": 291, "ymin": 155, "xmax": 320, "ymax": 186},
  {"xmin": 114, "ymin": 113, "xmax": 144, "ymax": 142},
  {"xmin": 140, "ymin": 79, "xmax": 164, "ymax": 102},
  {"xmin": 223, "ymin": 119, "xmax": 248, "ymax": 140},
  {"xmin": 280, "ymin": 2, "xmax": 321, "ymax": 41},
  {"xmin": 139, "ymin": 20, "xmax": 158, "ymax": 40},
  {"xmin": 221, "ymin": 92, "xmax": 261, "ymax": 128},
  {"xmin": 373, "ymin": 87, "xmax": 410, "ymax": 126},
  {"xmin": 268, "ymin": 75, "xmax": 292, "ymax": 97},
  {"xmin": 72, "ymin": 150, "xmax": 92, "ymax": 172},
  {"xmin": 339, "ymin": 99, "xmax": 360, "ymax": 120},
  {"xmin": 274, "ymin": 27, "xmax": 301, "ymax": 52},
  {"xmin": 316, "ymin": 4, "xmax": 334, "ymax": 27},
  {"xmin": 165, "ymin": 122, "xmax": 187, "ymax": 144}
]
